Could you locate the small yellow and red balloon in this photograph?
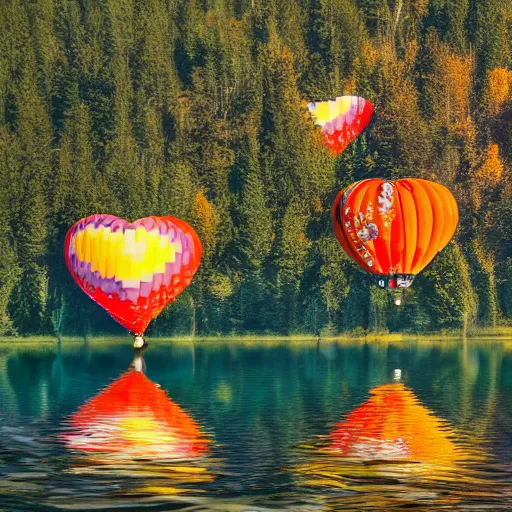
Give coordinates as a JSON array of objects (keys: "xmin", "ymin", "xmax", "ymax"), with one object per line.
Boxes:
[
  {"xmin": 64, "ymin": 215, "xmax": 202, "ymax": 341},
  {"xmin": 332, "ymin": 178, "xmax": 458, "ymax": 289},
  {"xmin": 308, "ymin": 95, "xmax": 374, "ymax": 155}
]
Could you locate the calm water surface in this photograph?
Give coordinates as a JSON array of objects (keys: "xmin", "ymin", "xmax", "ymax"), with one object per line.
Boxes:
[{"xmin": 1, "ymin": 337, "xmax": 512, "ymax": 511}]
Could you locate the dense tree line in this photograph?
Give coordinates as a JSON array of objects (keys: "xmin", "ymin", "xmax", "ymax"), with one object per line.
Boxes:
[{"xmin": 0, "ymin": 0, "xmax": 512, "ymax": 337}]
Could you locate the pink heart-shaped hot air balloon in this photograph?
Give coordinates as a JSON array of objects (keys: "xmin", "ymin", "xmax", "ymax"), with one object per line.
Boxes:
[{"xmin": 64, "ymin": 215, "xmax": 202, "ymax": 336}]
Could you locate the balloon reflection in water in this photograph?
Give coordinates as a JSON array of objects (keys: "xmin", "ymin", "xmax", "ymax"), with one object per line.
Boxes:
[
  {"xmin": 326, "ymin": 384, "xmax": 460, "ymax": 464},
  {"xmin": 292, "ymin": 384, "xmax": 486, "ymax": 509},
  {"xmin": 62, "ymin": 353, "xmax": 212, "ymax": 493}
]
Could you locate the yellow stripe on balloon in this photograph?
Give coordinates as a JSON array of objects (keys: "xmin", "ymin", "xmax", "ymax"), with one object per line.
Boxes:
[
  {"xmin": 337, "ymin": 96, "xmax": 352, "ymax": 115},
  {"xmin": 109, "ymin": 229, "xmax": 123, "ymax": 279},
  {"xmin": 313, "ymin": 102, "xmax": 331, "ymax": 123},
  {"xmin": 131, "ymin": 227, "xmax": 145, "ymax": 280},
  {"xmin": 104, "ymin": 228, "xmax": 113, "ymax": 279},
  {"xmin": 313, "ymin": 97, "xmax": 353, "ymax": 124},
  {"xmin": 74, "ymin": 233, "xmax": 82, "ymax": 261},
  {"xmin": 142, "ymin": 229, "xmax": 158, "ymax": 282},
  {"xmin": 87, "ymin": 227, "xmax": 95, "ymax": 272},
  {"xmin": 72, "ymin": 225, "xmax": 184, "ymax": 282},
  {"xmin": 83, "ymin": 226, "xmax": 91, "ymax": 264},
  {"xmin": 155, "ymin": 235, "xmax": 168, "ymax": 274},
  {"xmin": 97, "ymin": 226, "xmax": 107, "ymax": 277}
]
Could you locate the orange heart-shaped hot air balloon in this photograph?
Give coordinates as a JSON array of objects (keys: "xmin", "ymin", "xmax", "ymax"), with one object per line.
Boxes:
[
  {"xmin": 332, "ymin": 178, "xmax": 458, "ymax": 289},
  {"xmin": 65, "ymin": 215, "xmax": 202, "ymax": 336}
]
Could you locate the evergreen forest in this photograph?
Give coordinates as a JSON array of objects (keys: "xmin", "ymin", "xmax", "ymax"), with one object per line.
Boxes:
[{"xmin": 1, "ymin": 0, "xmax": 512, "ymax": 338}]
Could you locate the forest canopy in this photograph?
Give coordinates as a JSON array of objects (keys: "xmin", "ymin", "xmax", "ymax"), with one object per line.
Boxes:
[{"xmin": 0, "ymin": 0, "xmax": 511, "ymax": 337}]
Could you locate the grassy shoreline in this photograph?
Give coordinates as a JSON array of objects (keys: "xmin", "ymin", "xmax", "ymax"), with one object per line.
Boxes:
[{"xmin": 3, "ymin": 326, "xmax": 512, "ymax": 344}]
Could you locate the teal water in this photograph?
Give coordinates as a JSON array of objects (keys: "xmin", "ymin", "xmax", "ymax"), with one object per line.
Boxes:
[{"xmin": 0, "ymin": 338, "xmax": 511, "ymax": 511}]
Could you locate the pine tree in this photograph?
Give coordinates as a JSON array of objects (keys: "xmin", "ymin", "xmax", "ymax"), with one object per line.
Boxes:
[
  {"xmin": 184, "ymin": 66, "xmax": 235, "ymax": 258},
  {"xmin": 8, "ymin": 44, "xmax": 53, "ymax": 334},
  {"xmin": 303, "ymin": 0, "xmax": 331, "ymax": 96},
  {"xmin": 104, "ymin": 55, "xmax": 144, "ymax": 219},
  {"xmin": 191, "ymin": 190, "xmax": 219, "ymax": 333},
  {"xmin": 9, "ymin": 188, "xmax": 49, "ymax": 334},
  {"xmin": 259, "ymin": 23, "xmax": 334, "ymax": 213},
  {"xmin": 471, "ymin": 0, "xmax": 510, "ymax": 87},
  {"xmin": 237, "ymin": 161, "xmax": 274, "ymax": 330},
  {"xmin": 159, "ymin": 162, "xmax": 197, "ymax": 221},
  {"xmin": 416, "ymin": 243, "xmax": 477, "ymax": 330},
  {"xmin": 276, "ymin": 196, "xmax": 311, "ymax": 332},
  {"xmin": 0, "ymin": 128, "xmax": 21, "ymax": 334},
  {"xmin": 465, "ymin": 239, "xmax": 499, "ymax": 327},
  {"xmin": 424, "ymin": 0, "xmax": 469, "ymax": 55},
  {"xmin": 48, "ymin": 101, "xmax": 106, "ymax": 337},
  {"xmin": 239, "ymin": 170, "xmax": 273, "ymax": 268},
  {"xmin": 317, "ymin": 235, "xmax": 349, "ymax": 328},
  {"xmin": 27, "ymin": 0, "xmax": 59, "ymax": 102}
]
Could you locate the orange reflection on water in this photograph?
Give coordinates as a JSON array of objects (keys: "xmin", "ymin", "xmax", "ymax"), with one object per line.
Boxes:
[
  {"xmin": 62, "ymin": 356, "xmax": 214, "ymax": 498},
  {"xmin": 292, "ymin": 383, "xmax": 487, "ymax": 510},
  {"xmin": 64, "ymin": 368, "xmax": 209, "ymax": 459},
  {"xmin": 326, "ymin": 383, "xmax": 460, "ymax": 465}
]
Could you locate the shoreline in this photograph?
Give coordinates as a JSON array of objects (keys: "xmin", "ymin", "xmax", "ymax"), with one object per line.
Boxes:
[{"xmin": 3, "ymin": 326, "xmax": 512, "ymax": 344}]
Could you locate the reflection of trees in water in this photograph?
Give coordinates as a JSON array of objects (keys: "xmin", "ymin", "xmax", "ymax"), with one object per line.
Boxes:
[
  {"xmin": 0, "ymin": 352, "xmax": 18, "ymax": 419},
  {"xmin": 456, "ymin": 339, "xmax": 501, "ymax": 440}
]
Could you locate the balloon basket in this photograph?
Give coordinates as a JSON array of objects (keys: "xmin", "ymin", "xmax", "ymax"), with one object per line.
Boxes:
[
  {"xmin": 133, "ymin": 335, "xmax": 147, "ymax": 350},
  {"xmin": 376, "ymin": 274, "xmax": 415, "ymax": 290}
]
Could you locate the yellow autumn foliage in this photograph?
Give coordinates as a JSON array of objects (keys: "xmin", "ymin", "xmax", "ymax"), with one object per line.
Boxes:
[
  {"xmin": 426, "ymin": 36, "xmax": 474, "ymax": 135},
  {"xmin": 476, "ymin": 144, "xmax": 503, "ymax": 182},
  {"xmin": 443, "ymin": 53, "xmax": 472, "ymax": 129},
  {"xmin": 484, "ymin": 67, "xmax": 512, "ymax": 116},
  {"xmin": 192, "ymin": 191, "xmax": 218, "ymax": 261}
]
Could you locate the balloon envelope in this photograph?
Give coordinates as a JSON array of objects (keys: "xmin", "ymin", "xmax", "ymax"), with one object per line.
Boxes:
[
  {"xmin": 332, "ymin": 178, "xmax": 458, "ymax": 288},
  {"xmin": 308, "ymin": 96, "xmax": 374, "ymax": 155},
  {"xmin": 65, "ymin": 215, "xmax": 202, "ymax": 334}
]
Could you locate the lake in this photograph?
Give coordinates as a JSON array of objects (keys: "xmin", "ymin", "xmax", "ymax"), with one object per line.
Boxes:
[{"xmin": 1, "ymin": 337, "xmax": 511, "ymax": 511}]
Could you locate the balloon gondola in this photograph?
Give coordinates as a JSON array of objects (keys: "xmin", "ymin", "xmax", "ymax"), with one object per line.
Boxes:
[{"xmin": 64, "ymin": 215, "xmax": 202, "ymax": 348}]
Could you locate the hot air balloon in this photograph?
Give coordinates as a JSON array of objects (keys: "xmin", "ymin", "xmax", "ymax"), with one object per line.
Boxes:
[
  {"xmin": 308, "ymin": 96, "xmax": 374, "ymax": 155},
  {"xmin": 63, "ymin": 353, "xmax": 209, "ymax": 460},
  {"xmin": 65, "ymin": 215, "xmax": 202, "ymax": 347},
  {"xmin": 332, "ymin": 178, "xmax": 458, "ymax": 289}
]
